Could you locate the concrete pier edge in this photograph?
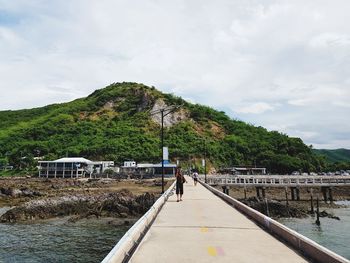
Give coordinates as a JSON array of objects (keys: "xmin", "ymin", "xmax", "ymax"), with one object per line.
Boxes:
[
  {"xmin": 199, "ymin": 179, "xmax": 349, "ymax": 263},
  {"xmin": 101, "ymin": 180, "xmax": 176, "ymax": 263}
]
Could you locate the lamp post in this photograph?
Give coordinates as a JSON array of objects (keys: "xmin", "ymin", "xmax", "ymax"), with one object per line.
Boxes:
[
  {"xmin": 161, "ymin": 109, "xmax": 165, "ymax": 193},
  {"xmin": 150, "ymin": 105, "xmax": 181, "ymax": 193},
  {"xmin": 204, "ymin": 139, "xmax": 207, "ymax": 183}
]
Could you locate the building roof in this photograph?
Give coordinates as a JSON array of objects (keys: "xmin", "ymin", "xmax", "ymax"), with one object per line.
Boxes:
[
  {"xmin": 122, "ymin": 163, "xmax": 177, "ymax": 168},
  {"xmin": 137, "ymin": 163, "xmax": 155, "ymax": 168},
  {"xmin": 152, "ymin": 163, "xmax": 177, "ymax": 168},
  {"xmin": 233, "ymin": 167, "xmax": 266, "ymax": 170},
  {"xmin": 53, "ymin": 157, "xmax": 93, "ymax": 164}
]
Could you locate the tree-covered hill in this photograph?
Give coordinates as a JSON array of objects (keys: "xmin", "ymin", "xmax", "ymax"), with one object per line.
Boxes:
[
  {"xmin": 0, "ymin": 82, "xmax": 328, "ymax": 174},
  {"xmin": 313, "ymin": 149, "xmax": 350, "ymax": 163}
]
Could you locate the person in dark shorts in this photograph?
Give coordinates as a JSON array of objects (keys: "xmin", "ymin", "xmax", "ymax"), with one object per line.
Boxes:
[
  {"xmin": 175, "ymin": 167, "xmax": 186, "ymax": 202},
  {"xmin": 193, "ymin": 171, "xmax": 198, "ymax": 186}
]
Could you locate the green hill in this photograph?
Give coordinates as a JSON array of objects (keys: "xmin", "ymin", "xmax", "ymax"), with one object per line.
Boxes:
[
  {"xmin": 313, "ymin": 149, "xmax": 350, "ymax": 163},
  {"xmin": 0, "ymin": 82, "xmax": 326, "ymax": 174}
]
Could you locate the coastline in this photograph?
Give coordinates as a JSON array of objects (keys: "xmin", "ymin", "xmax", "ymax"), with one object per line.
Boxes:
[
  {"xmin": 217, "ymin": 185, "xmax": 350, "ymax": 220},
  {"xmin": 0, "ymin": 177, "xmax": 172, "ymax": 223}
]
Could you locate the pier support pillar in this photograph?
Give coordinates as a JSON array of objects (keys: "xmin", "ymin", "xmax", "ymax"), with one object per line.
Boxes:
[
  {"xmin": 329, "ymin": 187, "xmax": 333, "ymax": 203},
  {"xmin": 320, "ymin": 187, "xmax": 333, "ymax": 203},
  {"xmin": 222, "ymin": 186, "xmax": 226, "ymax": 194},
  {"xmin": 256, "ymin": 187, "xmax": 265, "ymax": 200},
  {"xmin": 261, "ymin": 187, "xmax": 266, "ymax": 199},
  {"xmin": 256, "ymin": 187, "xmax": 261, "ymax": 199},
  {"xmin": 285, "ymin": 187, "xmax": 289, "ymax": 206},
  {"xmin": 316, "ymin": 197, "xmax": 321, "ymax": 226},
  {"xmin": 290, "ymin": 187, "xmax": 295, "ymax": 201},
  {"xmin": 310, "ymin": 188, "xmax": 314, "ymax": 214},
  {"xmin": 222, "ymin": 186, "xmax": 229, "ymax": 195},
  {"xmin": 296, "ymin": 188, "xmax": 300, "ymax": 201},
  {"xmin": 290, "ymin": 187, "xmax": 300, "ymax": 201},
  {"xmin": 244, "ymin": 187, "xmax": 247, "ymax": 200},
  {"xmin": 321, "ymin": 187, "xmax": 328, "ymax": 203}
]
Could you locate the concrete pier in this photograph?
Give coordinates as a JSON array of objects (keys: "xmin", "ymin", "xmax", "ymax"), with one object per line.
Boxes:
[{"xmin": 130, "ymin": 177, "xmax": 308, "ymax": 263}]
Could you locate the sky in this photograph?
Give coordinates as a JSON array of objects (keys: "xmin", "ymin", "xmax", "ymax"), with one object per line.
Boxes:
[{"xmin": 0, "ymin": 0, "xmax": 349, "ymax": 149}]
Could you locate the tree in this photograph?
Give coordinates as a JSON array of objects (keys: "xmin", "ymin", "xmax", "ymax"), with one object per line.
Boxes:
[
  {"xmin": 0, "ymin": 158, "xmax": 8, "ymax": 168},
  {"xmin": 104, "ymin": 168, "xmax": 114, "ymax": 178}
]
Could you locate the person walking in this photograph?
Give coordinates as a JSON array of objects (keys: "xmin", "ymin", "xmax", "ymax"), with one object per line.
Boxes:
[
  {"xmin": 193, "ymin": 171, "xmax": 198, "ymax": 186},
  {"xmin": 175, "ymin": 167, "xmax": 186, "ymax": 202}
]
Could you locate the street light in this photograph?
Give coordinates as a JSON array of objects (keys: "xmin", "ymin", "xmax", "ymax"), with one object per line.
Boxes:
[
  {"xmin": 204, "ymin": 139, "xmax": 207, "ymax": 183},
  {"xmin": 150, "ymin": 105, "xmax": 182, "ymax": 193}
]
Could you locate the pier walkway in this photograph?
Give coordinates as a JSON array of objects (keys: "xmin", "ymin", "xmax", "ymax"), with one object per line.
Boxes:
[{"xmin": 130, "ymin": 176, "xmax": 308, "ymax": 263}]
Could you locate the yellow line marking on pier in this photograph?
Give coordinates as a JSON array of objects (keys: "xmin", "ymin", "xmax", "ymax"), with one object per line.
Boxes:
[
  {"xmin": 207, "ymin": 246, "xmax": 217, "ymax": 256},
  {"xmin": 200, "ymin": 227, "xmax": 208, "ymax": 233}
]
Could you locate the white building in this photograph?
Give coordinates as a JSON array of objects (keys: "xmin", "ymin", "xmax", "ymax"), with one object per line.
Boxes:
[
  {"xmin": 123, "ymin": 161, "xmax": 137, "ymax": 167},
  {"xmin": 38, "ymin": 157, "xmax": 114, "ymax": 178},
  {"xmin": 121, "ymin": 160, "xmax": 177, "ymax": 177},
  {"xmin": 92, "ymin": 161, "xmax": 115, "ymax": 174}
]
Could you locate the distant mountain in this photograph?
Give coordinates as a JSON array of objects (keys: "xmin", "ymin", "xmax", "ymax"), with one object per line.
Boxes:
[
  {"xmin": 0, "ymin": 82, "xmax": 325, "ymax": 174},
  {"xmin": 313, "ymin": 149, "xmax": 350, "ymax": 163}
]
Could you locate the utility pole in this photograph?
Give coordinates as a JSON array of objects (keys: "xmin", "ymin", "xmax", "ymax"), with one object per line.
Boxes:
[
  {"xmin": 150, "ymin": 105, "xmax": 182, "ymax": 194},
  {"xmin": 204, "ymin": 139, "xmax": 207, "ymax": 183},
  {"xmin": 161, "ymin": 109, "xmax": 165, "ymax": 193}
]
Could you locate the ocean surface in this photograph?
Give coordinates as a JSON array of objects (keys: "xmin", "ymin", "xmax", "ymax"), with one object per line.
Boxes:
[
  {"xmin": 1, "ymin": 203, "xmax": 349, "ymax": 262},
  {"xmin": 0, "ymin": 208, "xmax": 131, "ymax": 263},
  {"xmin": 279, "ymin": 200, "xmax": 350, "ymax": 260}
]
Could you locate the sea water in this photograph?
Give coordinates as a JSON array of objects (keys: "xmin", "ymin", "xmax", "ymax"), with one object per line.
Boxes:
[
  {"xmin": 1, "ymin": 204, "xmax": 350, "ymax": 262},
  {"xmin": 0, "ymin": 208, "xmax": 130, "ymax": 263},
  {"xmin": 279, "ymin": 201, "xmax": 350, "ymax": 260}
]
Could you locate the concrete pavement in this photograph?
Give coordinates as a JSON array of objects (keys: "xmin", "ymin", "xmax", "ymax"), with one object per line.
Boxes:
[{"xmin": 130, "ymin": 176, "xmax": 308, "ymax": 263}]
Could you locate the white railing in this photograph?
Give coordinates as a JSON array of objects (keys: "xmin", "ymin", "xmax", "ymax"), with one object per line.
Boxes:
[
  {"xmin": 199, "ymin": 180, "xmax": 349, "ymax": 263},
  {"xmin": 199, "ymin": 174, "xmax": 350, "ymax": 187},
  {"xmin": 101, "ymin": 180, "xmax": 176, "ymax": 263}
]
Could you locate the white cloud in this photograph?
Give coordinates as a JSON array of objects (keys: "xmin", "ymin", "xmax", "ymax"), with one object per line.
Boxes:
[
  {"xmin": 0, "ymin": 0, "xmax": 350, "ymax": 148},
  {"xmin": 234, "ymin": 102, "xmax": 275, "ymax": 114},
  {"xmin": 309, "ymin": 33, "xmax": 350, "ymax": 49}
]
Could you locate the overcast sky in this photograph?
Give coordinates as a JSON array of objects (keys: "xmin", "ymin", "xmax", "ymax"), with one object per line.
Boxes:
[{"xmin": 0, "ymin": 0, "xmax": 349, "ymax": 149}]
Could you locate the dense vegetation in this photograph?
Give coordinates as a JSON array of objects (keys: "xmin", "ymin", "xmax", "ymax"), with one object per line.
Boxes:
[
  {"xmin": 0, "ymin": 82, "xmax": 346, "ymax": 175},
  {"xmin": 313, "ymin": 149, "xmax": 350, "ymax": 171},
  {"xmin": 313, "ymin": 149, "xmax": 350, "ymax": 163}
]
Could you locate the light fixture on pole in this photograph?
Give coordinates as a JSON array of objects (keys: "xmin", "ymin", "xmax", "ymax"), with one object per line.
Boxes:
[{"xmin": 150, "ymin": 104, "xmax": 182, "ymax": 193}]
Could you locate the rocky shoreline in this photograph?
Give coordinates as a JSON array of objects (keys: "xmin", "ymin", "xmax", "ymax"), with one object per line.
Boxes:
[
  {"xmin": 0, "ymin": 177, "xmax": 168, "ymax": 223},
  {"xmin": 0, "ymin": 190, "xmax": 155, "ymax": 223},
  {"xmin": 218, "ymin": 186, "xmax": 350, "ymax": 220},
  {"xmin": 239, "ymin": 197, "xmax": 341, "ymax": 220},
  {"xmin": 1, "ymin": 178, "xmax": 349, "ymax": 223}
]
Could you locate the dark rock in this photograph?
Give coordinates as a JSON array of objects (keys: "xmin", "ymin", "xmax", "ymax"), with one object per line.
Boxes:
[
  {"xmin": 120, "ymin": 213, "xmax": 128, "ymax": 218},
  {"xmin": 319, "ymin": 210, "xmax": 340, "ymax": 220},
  {"xmin": 20, "ymin": 187, "xmax": 42, "ymax": 197},
  {"xmin": 0, "ymin": 191, "xmax": 157, "ymax": 223},
  {"xmin": 153, "ymin": 180, "xmax": 162, "ymax": 186},
  {"xmin": 240, "ymin": 198, "xmax": 308, "ymax": 218}
]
